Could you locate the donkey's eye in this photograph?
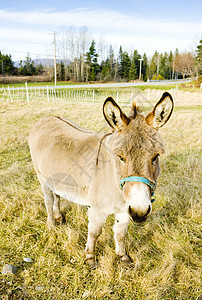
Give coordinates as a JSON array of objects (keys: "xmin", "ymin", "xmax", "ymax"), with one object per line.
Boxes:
[
  {"xmin": 152, "ymin": 154, "xmax": 159, "ymax": 165},
  {"xmin": 118, "ymin": 155, "xmax": 126, "ymax": 163}
]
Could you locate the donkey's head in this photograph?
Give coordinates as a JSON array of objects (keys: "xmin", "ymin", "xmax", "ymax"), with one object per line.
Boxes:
[{"xmin": 103, "ymin": 92, "xmax": 174, "ymax": 223}]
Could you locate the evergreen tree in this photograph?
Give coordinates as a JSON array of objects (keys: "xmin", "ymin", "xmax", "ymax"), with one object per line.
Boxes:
[
  {"xmin": 109, "ymin": 45, "xmax": 114, "ymax": 80},
  {"xmin": 129, "ymin": 58, "xmax": 137, "ymax": 80},
  {"xmin": 86, "ymin": 40, "xmax": 99, "ymax": 81},
  {"xmin": 60, "ymin": 62, "xmax": 65, "ymax": 81},
  {"xmin": 159, "ymin": 53, "xmax": 166, "ymax": 79},
  {"xmin": 118, "ymin": 46, "xmax": 123, "ymax": 63},
  {"xmin": 129, "ymin": 51, "xmax": 137, "ymax": 80},
  {"xmin": 149, "ymin": 51, "xmax": 160, "ymax": 79},
  {"xmin": 36, "ymin": 63, "xmax": 44, "ymax": 75},
  {"xmin": 0, "ymin": 51, "xmax": 16, "ymax": 75},
  {"xmin": 118, "ymin": 48, "xmax": 131, "ymax": 81},
  {"xmin": 168, "ymin": 51, "xmax": 174, "ymax": 79},
  {"xmin": 175, "ymin": 48, "xmax": 179, "ymax": 56},
  {"xmin": 19, "ymin": 53, "xmax": 37, "ymax": 76},
  {"xmin": 163, "ymin": 52, "xmax": 171, "ymax": 79},
  {"xmin": 196, "ymin": 39, "xmax": 202, "ymax": 75},
  {"xmin": 133, "ymin": 50, "xmax": 141, "ymax": 78},
  {"xmin": 142, "ymin": 53, "xmax": 148, "ymax": 81},
  {"xmin": 100, "ymin": 59, "xmax": 111, "ymax": 81},
  {"xmin": 117, "ymin": 46, "xmax": 123, "ymax": 79}
]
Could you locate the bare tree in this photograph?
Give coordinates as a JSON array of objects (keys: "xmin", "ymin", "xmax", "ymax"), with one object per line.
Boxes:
[
  {"xmin": 57, "ymin": 26, "xmax": 90, "ymax": 81},
  {"xmin": 98, "ymin": 38, "xmax": 108, "ymax": 63},
  {"xmin": 79, "ymin": 26, "xmax": 90, "ymax": 82},
  {"xmin": 174, "ymin": 52, "xmax": 195, "ymax": 79}
]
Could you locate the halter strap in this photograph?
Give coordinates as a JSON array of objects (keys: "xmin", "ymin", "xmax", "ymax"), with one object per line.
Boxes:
[{"xmin": 120, "ymin": 176, "xmax": 156, "ymax": 203}]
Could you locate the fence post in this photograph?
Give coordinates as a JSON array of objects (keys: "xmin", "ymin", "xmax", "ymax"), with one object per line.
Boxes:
[
  {"xmin": 2, "ymin": 88, "xmax": 5, "ymax": 102},
  {"xmin": 25, "ymin": 82, "xmax": 29, "ymax": 102},
  {"xmin": 47, "ymin": 85, "xmax": 49, "ymax": 102},
  {"xmin": 7, "ymin": 86, "xmax": 13, "ymax": 103},
  {"xmin": 92, "ymin": 90, "xmax": 95, "ymax": 103}
]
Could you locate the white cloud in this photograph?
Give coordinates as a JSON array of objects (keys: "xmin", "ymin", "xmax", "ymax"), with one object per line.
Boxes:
[
  {"xmin": 0, "ymin": 27, "xmax": 48, "ymax": 41},
  {"xmin": 0, "ymin": 8, "xmax": 201, "ymax": 60},
  {"xmin": 0, "ymin": 8, "xmax": 201, "ymax": 32}
]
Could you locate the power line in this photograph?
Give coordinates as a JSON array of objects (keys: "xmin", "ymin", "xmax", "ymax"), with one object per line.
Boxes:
[
  {"xmin": 0, "ymin": 38, "xmax": 44, "ymax": 45},
  {"xmin": 0, "ymin": 48, "xmax": 64, "ymax": 60}
]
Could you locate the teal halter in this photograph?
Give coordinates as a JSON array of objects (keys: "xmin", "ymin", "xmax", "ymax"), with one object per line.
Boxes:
[{"xmin": 120, "ymin": 176, "xmax": 156, "ymax": 203}]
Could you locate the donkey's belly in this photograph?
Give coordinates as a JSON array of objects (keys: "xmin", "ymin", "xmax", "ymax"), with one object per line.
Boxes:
[
  {"xmin": 45, "ymin": 175, "xmax": 91, "ymax": 206},
  {"xmin": 54, "ymin": 188, "xmax": 90, "ymax": 206}
]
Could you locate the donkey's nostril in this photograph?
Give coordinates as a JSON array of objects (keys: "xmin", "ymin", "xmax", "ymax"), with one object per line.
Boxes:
[
  {"xmin": 129, "ymin": 205, "xmax": 132, "ymax": 214},
  {"xmin": 146, "ymin": 205, "xmax": 151, "ymax": 216}
]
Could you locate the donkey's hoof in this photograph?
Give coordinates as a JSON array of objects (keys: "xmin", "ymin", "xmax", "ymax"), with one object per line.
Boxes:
[
  {"xmin": 85, "ymin": 258, "xmax": 99, "ymax": 269},
  {"xmin": 55, "ymin": 215, "xmax": 65, "ymax": 225},
  {"xmin": 120, "ymin": 254, "xmax": 133, "ymax": 263}
]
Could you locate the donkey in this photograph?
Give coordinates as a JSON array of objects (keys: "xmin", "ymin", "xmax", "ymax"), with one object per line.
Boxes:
[{"xmin": 28, "ymin": 92, "xmax": 174, "ymax": 267}]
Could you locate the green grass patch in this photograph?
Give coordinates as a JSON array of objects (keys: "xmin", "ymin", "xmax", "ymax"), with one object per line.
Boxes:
[
  {"xmin": 174, "ymin": 105, "xmax": 202, "ymax": 112},
  {"xmin": 0, "ymin": 97, "xmax": 201, "ymax": 299},
  {"xmin": 1, "ymin": 81, "xmax": 178, "ymax": 91},
  {"xmin": 1, "ymin": 81, "xmax": 86, "ymax": 88}
]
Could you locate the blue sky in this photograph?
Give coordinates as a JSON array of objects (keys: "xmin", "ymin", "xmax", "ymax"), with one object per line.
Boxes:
[{"xmin": 1, "ymin": 0, "xmax": 201, "ymax": 61}]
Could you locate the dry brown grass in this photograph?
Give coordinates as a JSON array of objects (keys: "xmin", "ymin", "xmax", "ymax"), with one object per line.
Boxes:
[{"xmin": 0, "ymin": 92, "xmax": 201, "ymax": 299}]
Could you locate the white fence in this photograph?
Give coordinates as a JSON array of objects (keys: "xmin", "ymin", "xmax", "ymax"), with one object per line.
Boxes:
[
  {"xmin": 0, "ymin": 85, "xmax": 151, "ymax": 104},
  {"xmin": 1, "ymin": 84, "xmax": 199, "ymax": 107},
  {"xmin": 0, "ymin": 85, "xmax": 108, "ymax": 103}
]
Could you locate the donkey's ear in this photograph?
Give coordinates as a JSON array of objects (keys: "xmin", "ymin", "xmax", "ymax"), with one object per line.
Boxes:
[
  {"xmin": 145, "ymin": 92, "xmax": 174, "ymax": 129},
  {"xmin": 103, "ymin": 97, "xmax": 130, "ymax": 130}
]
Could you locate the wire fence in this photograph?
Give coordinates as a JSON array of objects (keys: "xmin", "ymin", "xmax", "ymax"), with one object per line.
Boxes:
[
  {"xmin": 0, "ymin": 84, "xmax": 199, "ymax": 108},
  {"xmin": 0, "ymin": 86, "xmax": 101, "ymax": 103},
  {"xmin": 0, "ymin": 84, "xmax": 172, "ymax": 105}
]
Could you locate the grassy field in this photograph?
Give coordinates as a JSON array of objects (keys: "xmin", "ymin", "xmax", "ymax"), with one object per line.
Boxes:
[
  {"xmin": 1, "ymin": 80, "xmax": 201, "ymax": 93},
  {"xmin": 0, "ymin": 91, "xmax": 201, "ymax": 299}
]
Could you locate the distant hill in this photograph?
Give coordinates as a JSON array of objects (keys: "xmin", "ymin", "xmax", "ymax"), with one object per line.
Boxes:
[{"xmin": 14, "ymin": 59, "xmax": 71, "ymax": 68}]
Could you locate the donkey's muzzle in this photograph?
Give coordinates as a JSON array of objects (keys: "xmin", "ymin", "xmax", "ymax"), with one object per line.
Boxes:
[{"xmin": 128, "ymin": 205, "xmax": 151, "ymax": 223}]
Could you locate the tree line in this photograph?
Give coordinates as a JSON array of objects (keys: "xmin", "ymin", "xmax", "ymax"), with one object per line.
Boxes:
[
  {"xmin": 0, "ymin": 52, "xmax": 44, "ymax": 77},
  {"xmin": 58, "ymin": 38, "xmax": 201, "ymax": 82},
  {"xmin": 0, "ymin": 28, "xmax": 201, "ymax": 82}
]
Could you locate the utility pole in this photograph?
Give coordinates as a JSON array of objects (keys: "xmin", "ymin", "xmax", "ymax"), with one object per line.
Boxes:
[
  {"xmin": 54, "ymin": 31, "xmax": 57, "ymax": 86},
  {"xmin": 2, "ymin": 59, "xmax": 3, "ymax": 78},
  {"xmin": 138, "ymin": 58, "xmax": 143, "ymax": 81}
]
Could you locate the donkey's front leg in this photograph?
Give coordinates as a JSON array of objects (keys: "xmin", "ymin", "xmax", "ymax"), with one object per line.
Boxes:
[
  {"xmin": 85, "ymin": 208, "xmax": 107, "ymax": 268},
  {"xmin": 113, "ymin": 212, "xmax": 132, "ymax": 263}
]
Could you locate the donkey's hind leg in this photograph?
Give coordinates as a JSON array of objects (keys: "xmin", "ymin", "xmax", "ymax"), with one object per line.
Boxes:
[
  {"xmin": 37, "ymin": 174, "xmax": 55, "ymax": 228},
  {"xmin": 38, "ymin": 174, "xmax": 62, "ymax": 226},
  {"xmin": 41, "ymin": 184, "xmax": 55, "ymax": 228},
  {"xmin": 53, "ymin": 194, "xmax": 63, "ymax": 224}
]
